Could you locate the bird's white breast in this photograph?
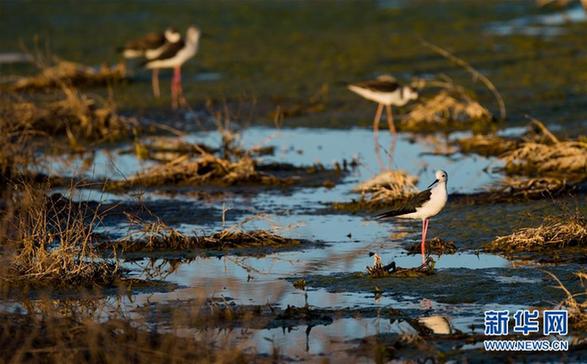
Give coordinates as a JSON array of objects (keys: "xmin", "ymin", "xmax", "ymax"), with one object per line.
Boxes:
[
  {"xmin": 348, "ymin": 86, "xmax": 407, "ymax": 106},
  {"xmin": 418, "ymin": 183, "xmax": 447, "ymax": 219}
]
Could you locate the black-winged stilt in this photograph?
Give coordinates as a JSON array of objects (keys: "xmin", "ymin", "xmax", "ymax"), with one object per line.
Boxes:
[
  {"xmin": 348, "ymin": 75, "xmax": 418, "ymax": 138},
  {"xmin": 376, "ymin": 170, "xmax": 448, "ymax": 265},
  {"xmin": 120, "ymin": 27, "xmax": 181, "ymax": 98},
  {"xmin": 144, "ymin": 26, "xmax": 201, "ymax": 109}
]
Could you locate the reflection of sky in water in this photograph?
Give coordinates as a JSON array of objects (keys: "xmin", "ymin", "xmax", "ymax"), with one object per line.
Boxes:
[
  {"xmin": 487, "ymin": 5, "xmax": 586, "ymax": 37},
  {"xmin": 47, "ymin": 127, "xmax": 502, "ymax": 195},
  {"xmin": 40, "ymin": 127, "xmax": 527, "ymax": 356}
]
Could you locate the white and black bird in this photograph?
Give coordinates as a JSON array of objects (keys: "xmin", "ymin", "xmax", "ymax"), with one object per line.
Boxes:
[
  {"xmin": 376, "ymin": 170, "xmax": 448, "ymax": 265},
  {"xmin": 144, "ymin": 26, "xmax": 201, "ymax": 109},
  {"xmin": 120, "ymin": 27, "xmax": 182, "ymax": 98},
  {"xmin": 348, "ymin": 75, "xmax": 418, "ymax": 138}
]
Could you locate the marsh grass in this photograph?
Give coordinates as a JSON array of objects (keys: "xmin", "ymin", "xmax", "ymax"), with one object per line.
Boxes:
[
  {"xmin": 353, "ymin": 170, "xmax": 419, "ymax": 204},
  {"xmin": 545, "ymin": 271, "xmax": 587, "ymax": 332},
  {"xmin": 486, "ymin": 213, "xmax": 587, "ymax": 253},
  {"xmin": 106, "ymin": 152, "xmax": 290, "ymax": 190},
  {"xmin": 503, "ymin": 140, "xmax": 587, "ymax": 178},
  {"xmin": 100, "ymin": 217, "xmax": 304, "ymax": 252},
  {"xmin": 0, "ymin": 183, "xmax": 120, "ymax": 289},
  {"xmin": 403, "ymin": 89, "xmax": 492, "ymax": 132},
  {"xmin": 457, "ymin": 134, "xmax": 521, "ymax": 157},
  {"xmin": 406, "ymin": 237, "xmax": 457, "ymax": 256},
  {"xmin": 366, "ymin": 255, "xmax": 435, "ymax": 278},
  {"xmin": 0, "ymin": 312, "xmax": 250, "ymax": 364},
  {"xmin": 12, "ymin": 60, "xmax": 126, "ymax": 91}
]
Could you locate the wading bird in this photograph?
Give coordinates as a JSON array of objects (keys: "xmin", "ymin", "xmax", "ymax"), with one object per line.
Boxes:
[
  {"xmin": 348, "ymin": 75, "xmax": 418, "ymax": 138},
  {"xmin": 376, "ymin": 170, "xmax": 448, "ymax": 265},
  {"xmin": 120, "ymin": 27, "xmax": 181, "ymax": 98},
  {"xmin": 144, "ymin": 26, "xmax": 201, "ymax": 109}
]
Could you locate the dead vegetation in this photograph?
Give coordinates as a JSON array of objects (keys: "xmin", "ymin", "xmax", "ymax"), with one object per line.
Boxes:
[
  {"xmin": 353, "ymin": 170, "xmax": 419, "ymax": 204},
  {"xmin": 457, "ymin": 133, "xmax": 521, "ymax": 157},
  {"xmin": 406, "ymin": 237, "xmax": 457, "ymax": 256},
  {"xmin": 545, "ymin": 271, "xmax": 587, "ymax": 332},
  {"xmin": 12, "ymin": 60, "xmax": 126, "ymax": 91},
  {"xmin": 0, "ymin": 312, "xmax": 250, "ymax": 364},
  {"xmin": 458, "ymin": 120, "xmax": 587, "ymax": 180},
  {"xmin": 503, "ymin": 140, "xmax": 587, "ymax": 178},
  {"xmin": 99, "ymin": 218, "xmax": 304, "ymax": 252},
  {"xmin": 106, "ymin": 153, "xmax": 292, "ymax": 190},
  {"xmin": 0, "ymin": 95, "xmax": 38, "ymax": 183},
  {"xmin": 366, "ymin": 254, "xmax": 435, "ymax": 278},
  {"xmin": 0, "ymin": 184, "xmax": 120, "ymax": 289},
  {"xmin": 3, "ymin": 86, "xmax": 137, "ymax": 148},
  {"xmin": 403, "ymin": 88, "xmax": 492, "ymax": 132},
  {"xmin": 401, "ymin": 40, "xmax": 506, "ymax": 132},
  {"xmin": 485, "ymin": 213, "xmax": 587, "ymax": 254}
]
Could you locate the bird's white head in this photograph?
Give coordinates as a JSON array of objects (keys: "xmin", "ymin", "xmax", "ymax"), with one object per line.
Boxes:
[
  {"xmin": 404, "ymin": 86, "xmax": 419, "ymax": 101},
  {"xmin": 427, "ymin": 170, "xmax": 448, "ymax": 188},
  {"xmin": 164, "ymin": 27, "xmax": 181, "ymax": 43},
  {"xmin": 436, "ymin": 170, "xmax": 448, "ymax": 183},
  {"xmin": 186, "ymin": 26, "xmax": 201, "ymax": 44}
]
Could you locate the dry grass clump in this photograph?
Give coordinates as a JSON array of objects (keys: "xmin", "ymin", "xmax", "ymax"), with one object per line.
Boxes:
[
  {"xmin": 0, "ymin": 184, "xmax": 120, "ymax": 288},
  {"xmin": 403, "ymin": 89, "xmax": 492, "ymax": 131},
  {"xmin": 12, "ymin": 60, "xmax": 126, "ymax": 91},
  {"xmin": 406, "ymin": 237, "xmax": 457, "ymax": 256},
  {"xmin": 353, "ymin": 170, "xmax": 418, "ymax": 205},
  {"xmin": 494, "ymin": 177, "xmax": 572, "ymax": 199},
  {"xmin": 366, "ymin": 254, "xmax": 435, "ymax": 278},
  {"xmin": 131, "ymin": 137, "xmax": 216, "ymax": 162},
  {"xmin": 0, "ymin": 95, "xmax": 39, "ymax": 183},
  {"xmin": 485, "ymin": 214, "xmax": 587, "ymax": 253},
  {"xmin": 101, "ymin": 219, "xmax": 302, "ymax": 252},
  {"xmin": 545, "ymin": 271, "xmax": 587, "ymax": 332},
  {"xmin": 503, "ymin": 141, "xmax": 587, "ymax": 178},
  {"xmin": 0, "ymin": 312, "xmax": 249, "ymax": 364},
  {"xmin": 107, "ymin": 152, "xmax": 290, "ymax": 190},
  {"xmin": 457, "ymin": 134, "xmax": 521, "ymax": 157},
  {"xmin": 6, "ymin": 86, "xmax": 137, "ymax": 147}
]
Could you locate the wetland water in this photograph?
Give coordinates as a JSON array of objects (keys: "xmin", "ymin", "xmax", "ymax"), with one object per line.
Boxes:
[
  {"xmin": 41, "ymin": 128, "xmax": 584, "ymax": 360},
  {"xmin": 2, "ymin": 0, "xmax": 586, "ymax": 362}
]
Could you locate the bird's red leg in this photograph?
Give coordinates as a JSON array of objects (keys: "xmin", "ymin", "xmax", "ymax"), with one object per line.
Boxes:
[
  {"xmin": 373, "ymin": 103, "xmax": 384, "ymax": 170},
  {"xmin": 421, "ymin": 218, "xmax": 429, "ymax": 265},
  {"xmin": 385, "ymin": 104, "xmax": 398, "ymax": 167},
  {"xmin": 152, "ymin": 69, "xmax": 160, "ymax": 98},
  {"xmin": 385, "ymin": 104, "xmax": 396, "ymax": 135},
  {"xmin": 171, "ymin": 66, "xmax": 180, "ymax": 109},
  {"xmin": 177, "ymin": 66, "xmax": 188, "ymax": 107}
]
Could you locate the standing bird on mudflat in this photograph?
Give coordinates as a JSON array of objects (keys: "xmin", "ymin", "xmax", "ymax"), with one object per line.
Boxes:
[
  {"xmin": 348, "ymin": 75, "xmax": 418, "ymax": 138},
  {"xmin": 376, "ymin": 170, "xmax": 448, "ymax": 265},
  {"xmin": 144, "ymin": 26, "xmax": 201, "ymax": 109},
  {"xmin": 120, "ymin": 27, "xmax": 182, "ymax": 98}
]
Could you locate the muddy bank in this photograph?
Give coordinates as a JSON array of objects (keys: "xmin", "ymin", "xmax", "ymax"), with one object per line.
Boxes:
[
  {"xmin": 98, "ymin": 229, "xmax": 321, "ymax": 255},
  {"xmin": 485, "ymin": 214, "xmax": 587, "ymax": 263},
  {"xmin": 295, "ymin": 265, "xmax": 582, "ymax": 305}
]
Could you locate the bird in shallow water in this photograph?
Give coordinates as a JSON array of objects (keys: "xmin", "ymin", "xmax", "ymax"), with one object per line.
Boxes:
[
  {"xmin": 376, "ymin": 170, "xmax": 448, "ymax": 265},
  {"xmin": 120, "ymin": 27, "xmax": 182, "ymax": 98},
  {"xmin": 348, "ymin": 75, "xmax": 419, "ymax": 136},
  {"xmin": 144, "ymin": 26, "xmax": 201, "ymax": 109}
]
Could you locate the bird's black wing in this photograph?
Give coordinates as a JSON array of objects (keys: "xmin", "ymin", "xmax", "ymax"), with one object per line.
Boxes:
[
  {"xmin": 123, "ymin": 32, "xmax": 166, "ymax": 52},
  {"xmin": 375, "ymin": 189, "xmax": 432, "ymax": 219},
  {"xmin": 144, "ymin": 40, "xmax": 185, "ymax": 63},
  {"xmin": 350, "ymin": 79, "xmax": 400, "ymax": 93}
]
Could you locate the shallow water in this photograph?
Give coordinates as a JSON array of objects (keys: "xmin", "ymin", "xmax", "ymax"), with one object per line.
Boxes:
[
  {"xmin": 32, "ymin": 126, "xmax": 584, "ymax": 360},
  {"xmin": 487, "ymin": 4, "xmax": 586, "ymax": 37}
]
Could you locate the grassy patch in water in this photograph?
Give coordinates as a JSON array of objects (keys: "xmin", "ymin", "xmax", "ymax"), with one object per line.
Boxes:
[
  {"xmin": 485, "ymin": 213, "xmax": 587, "ymax": 254},
  {"xmin": 99, "ymin": 222, "xmax": 306, "ymax": 253}
]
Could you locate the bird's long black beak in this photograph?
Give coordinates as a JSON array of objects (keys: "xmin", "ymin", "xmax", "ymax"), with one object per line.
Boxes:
[
  {"xmin": 427, "ymin": 179, "xmax": 438, "ymax": 189},
  {"xmin": 201, "ymin": 32, "xmax": 213, "ymax": 39}
]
